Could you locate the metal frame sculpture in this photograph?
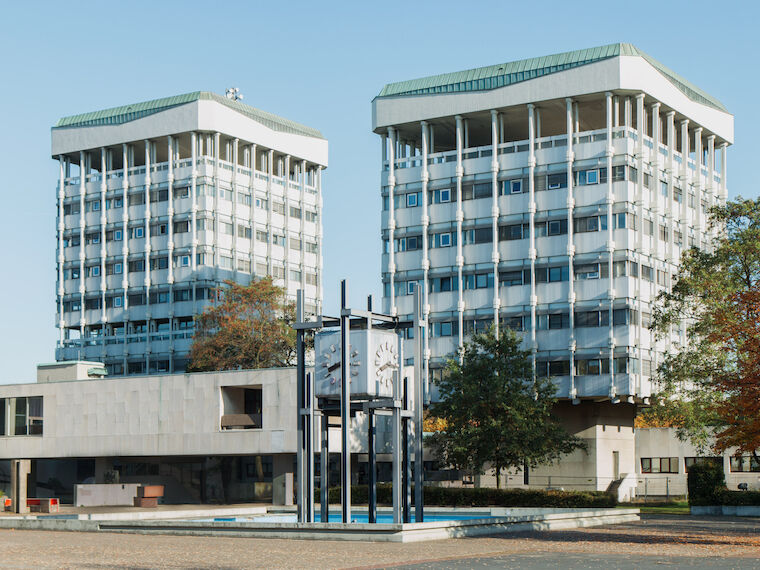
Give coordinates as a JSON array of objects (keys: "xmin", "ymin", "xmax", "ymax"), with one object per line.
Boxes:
[{"xmin": 293, "ymin": 280, "xmax": 426, "ymax": 524}]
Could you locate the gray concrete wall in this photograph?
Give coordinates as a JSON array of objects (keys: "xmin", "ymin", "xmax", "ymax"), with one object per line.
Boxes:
[{"xmin": 0, "ymin": 368, "xmax": 297, "ymax": 460}]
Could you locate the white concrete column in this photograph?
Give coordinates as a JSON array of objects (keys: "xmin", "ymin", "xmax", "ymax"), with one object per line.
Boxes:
[
  {"xmin": 316, "ymin": 166, "xmax": 324, "ymax": 314},
  {"xmin": 650, "ymin": 103, "xmax": 661, "ymax": 258},
  {"xmin": 527, "ymin": 104, "xmax": 538, "ymax": 369},
  {"xmin": 232, "ymin": 138, "xmax": 240, "ymax": 280},
  {"xmin": 190, "ymin": 132, "xmax": 198, "ymax": 312},
  {"xmin": 78, "ymin": 151, "xmax": 86, "ymax": 342},
  {"xmin": 283, "ymin": 154, "xmax": 291, "ymax": 291},
  {"xmin": 143, "ymin": 140, "xmax": 152, "ymax": 372},
  {"xmin": 455, "ymin": 116, "xmax": 465, "ymax": 357},
  {"xmin": 99, "ymin": 147, "xmax": 108, "ymax": 354},
  {"xmin": 665, "ymin": 111, "xmax": 677, "ymax": 265},
  {"xmin": 490, "ymin": 110, "xmax": 500, "ymax": 332},
  {"xmin": 680, "ymin": 120, "xmax": 690, "ymax": 250},
  {"xmin": 300, "ymin": 158, "xmax": 307, "ymax": 292},
  {"xmin": 706, "ymin": 135, "xmax": 716, "ymax": 201},
  {"xmin": 420, "ymin": 121, "xmax": 430, "ymax": 374},
  {"xmin": 121, "ymin": 143, "xmax": 130, "ymax": 370},
  {"xmin": 387, "ymin": 128, "xmax": 397, "ymax": 316},
  {"xmin": 614, "ymin": 96, "xmax": 620, "ymax": 128},
  {"xmin": 694, "ymin": 127, "xmax": 704, "ymax": 237},
  {"xmin": 635, "ymin": 93, "xmax": 646, "ymax": 397},
  {"xmin": 566, "ymin": 98, "xmax": 577, "ymax": 400},
  {"xmin": 624, "ymin": 97, "xmax": 632, "ymax": 129},
  {"xmin": 57, "ymin": 156, "xmax": 65, "ymax": 344},
  {"xmin": 720, "ymin": 142, "xmax": 728, "ymax": 201},
  {"xmin": 267, "ymin": 149, "xmax": 274, "ymax": 275},
  {"xmin": 605, "ymin": 92, "xmax": 616, "ymax": 399},
  {"xmin": 166, "ymin": 137, "xmax": 176, "ymax": 370},
  {"xmin": 248, "ymin": 144, "xmax": 257, "ymax": 280},
  {"xmin": 213, "ymin": 132, "xmax": 221, "ymax": 279}
]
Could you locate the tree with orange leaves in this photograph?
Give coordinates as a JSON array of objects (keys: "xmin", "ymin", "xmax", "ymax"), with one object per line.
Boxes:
[
  {"xmin": 187, "ymin": 277, "xmax": 296, "ymax": 372},
  {"xmin": 650, "ymin": 198, "xmax": 760, "ymax": 456}
]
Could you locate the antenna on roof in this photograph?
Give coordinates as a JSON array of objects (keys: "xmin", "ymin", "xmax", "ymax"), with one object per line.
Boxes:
[{"xmin": 225, "ymin": 87, "xmax": 244, "ymax": 102}]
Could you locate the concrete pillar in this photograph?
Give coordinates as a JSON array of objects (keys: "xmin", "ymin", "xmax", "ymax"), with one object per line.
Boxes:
[
  {"xmin": 272, "ymin": 455, "xmax": 294, "ymax": 506},
  {"xmin": 11, "ymin": 459, "xmax": 31, "ymax": 514}
]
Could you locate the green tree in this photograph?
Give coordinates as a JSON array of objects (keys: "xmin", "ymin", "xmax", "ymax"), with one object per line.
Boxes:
[
  {"xmin": 427, "ymin": 328, "xmax": 585, "ymax": 487},
  {"xmin": 650, "ymin": 198, "xmax": 760, "ymax": 455},
  {"xmin": 187, "ymin": 277, "xmax": 296, "ymax": 372}
]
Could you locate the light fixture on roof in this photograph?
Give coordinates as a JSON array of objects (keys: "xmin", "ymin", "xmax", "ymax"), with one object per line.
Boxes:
[{"xmin": 225, "ymin": 87, "xmax": 244, "ymax": 102}]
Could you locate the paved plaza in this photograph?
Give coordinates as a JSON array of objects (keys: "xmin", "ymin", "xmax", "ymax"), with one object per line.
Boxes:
[{"xmin": 0, "ymin": 515, "xmax": 757, "ymax": 568}]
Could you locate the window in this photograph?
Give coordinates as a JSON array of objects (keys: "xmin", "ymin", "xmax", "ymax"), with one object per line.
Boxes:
[
  {"xmin": 547, "ymin": 173, "xmax": 567, "ymax": 189},
  {"xmin": 221, "ymin": 222, "xmax": 233, "ymax": 235},
  {"xmin": 463, "ymin": 227, "xmax": 492, "ymax": 245},
  {"xmin": 684, "ymin": 457, "xmax": 722, "ymax": 473},
  {"xmin": 149, "ymin": 257, "xmax": 169, "ymax": 270},
  {"xmin": 272, "ymin": 234, "xmax": 286, "ymax": 246},
  {"xmin": 574, "ymin": 215, "xmax": 607, "ymax": 233},
  {"xmin": 173, "ymin": 221, "xmax": 189, "ymax": 234},
  {"xmin": 506, "ymin": 179, "xmax": 522, "ymax": 194},
  {"xmin": 575, "ymin": 310, "xmax": 609, "ymax": 328},
  {"xmin": 113, "ymin": 295, "xmax": 122, "ymax": 307},
  {"xmin": 536, "ymin": 360, "xmax": 570, "ymax": 377},
  {"xmin": 70, "ymin": 268, "xmax": 80, "ymax": 279},
  {"xmin": 536, "ymin": 266, "xmax": 569, "ymax": 283},
  {"xmin": 429, "ymin": 188, "xmax": 451, "ymax": 204},
  {"xmin": 238, "ymin": 193, "xmax": 252, "ymax": 206},
  {"xmin": 290, "ymin": 270, "xmax": 302, "ymax": 281},
  {"xmin": 131, "ymin": 227, "xmax": 144, "ymax": 239},
  {"xmin": 86, "ymin": 265, "xmax": 100, "ymax": 277},
  {"xmin": 500, "ymin": 270, "xmax": 524, "ymax": 287},
  {"xmin": 641, "ymin": 457, "xmax": 679, "ymax": 474},
  {"xmin": 256, "ymin": 197, "xmax": 268, "ymax": 209},
  {"xmin": 273, "ymin": 201, "xmax": 285, "ymax": 215},
  {"xmin": 174, "ymin": 289, "xmax": 191, "ymax": 302},
  {"xmin": 305, "ymin": 210, "xmax": 318, "ymax": 222},
  {"xmin": 499, "ymin": 223, "xmax": 527, "ymax": 241},
  {"xmin": 220, "ymin": 255, "xmax": 233, "ymax": 269},
  {"xmin": 128, "ymin": 192, "xmax": 145, "ymax": 206},
  {"xmin": 406, "ymin": 192, "xmax": 419, "ymax": 208},
  {"xmin": 575, "ymin": 358, "xmax": 610, "ymax": 375},
  {"xmin": 256, "ymin": 230, "xmax": 269, "ymax": 243},
  {"xmin": 547, "ymin": 219, "xmax": 568, "ymax": 236},
  {"xmin": 463, "ymin": 273, "xmax": 494, "ymax": 290},
  {"xmin": 237, "ymin": 225, "xmax": 252, "ymax": 239},
  {"xmin": 397, "ymin": 236, "xmax": 422, "ymax": 252},
  {"xmin": 548, "ymin": 313, "xmax": 569, "ymax": 329},
  {"xmin": 173, "ymin": 254, "xmax": 190, "ymax": 268},
  {"xmin": 730, "ymin": 456, "xmax": 760, "ymax": 472},
  {"xmin": 430, "ymin": 276, "xmax": 455, "ymax": 293},
  {"xmin": 128, "ymin": 259, "xmax": 145, "ymax": 273},
  {"xmin": 6, "ymin": 396, "xmax": 43, "ymax": 436},
  {"xmin": 290, "ymin": 206, "xmax": 302, "ymax": 219}
]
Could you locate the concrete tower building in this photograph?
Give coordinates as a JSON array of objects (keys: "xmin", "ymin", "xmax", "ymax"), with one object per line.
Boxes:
[
  {"xmin": 373, "ymin": 44, "xmax": 733, "ymax": 491},
  {"xmin": 53, "ymin": 92, "xmax": 327, "ymax": 375}
]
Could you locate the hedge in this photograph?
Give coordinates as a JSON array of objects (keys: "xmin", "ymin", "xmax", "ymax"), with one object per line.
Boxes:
[
  {"xmin": 687, "ymin": 462, "xmax": 726, "ymax": 506},
  {"xmin": 320, "ymin": 484, "xmax": 616, "ymax": 508}
]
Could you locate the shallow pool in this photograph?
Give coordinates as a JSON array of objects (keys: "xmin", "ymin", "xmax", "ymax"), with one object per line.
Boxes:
[{"xmin": 197, "ymin": 512, "xmax": 488, "ymax": 524}]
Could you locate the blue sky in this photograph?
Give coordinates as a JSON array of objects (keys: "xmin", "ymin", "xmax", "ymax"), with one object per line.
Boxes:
[{"xmin": 0, "ymin": 0, "xmax": 755, "ymax": 382}]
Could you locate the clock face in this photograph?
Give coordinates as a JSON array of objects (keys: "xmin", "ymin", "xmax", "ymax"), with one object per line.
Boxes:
[{"xmin": 374, "ymin": 340, "xmax": 398, "ymax": 391}]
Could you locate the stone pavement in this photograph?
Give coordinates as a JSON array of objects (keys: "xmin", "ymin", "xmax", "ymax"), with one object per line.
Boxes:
[{"xmin": 0, "ymin": 514, "xmax": 757, "ymax": 569}]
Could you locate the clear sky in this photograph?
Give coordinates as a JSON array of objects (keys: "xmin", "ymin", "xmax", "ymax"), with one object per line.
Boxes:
[{"xmin": 0, "ymin": 0, "xmax": 755, "ymax": 383}]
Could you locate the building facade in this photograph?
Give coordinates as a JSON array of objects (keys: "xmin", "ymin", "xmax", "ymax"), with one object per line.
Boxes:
[
  {"xmin": 53, "ymin": 92, "xmax": 328, "ymax": 376},
  {"xmin": 636, "ymin": 428, "xmax": 760, "ymax": 497},
  {"xmin": 0, "ymin": 366, "xmax": 298, "ymax": 504},
  {"xmin": 373, "ymin": 43, "xmax": 733, "ymax": 492}
]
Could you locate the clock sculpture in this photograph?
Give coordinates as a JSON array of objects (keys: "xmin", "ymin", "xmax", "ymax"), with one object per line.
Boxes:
[{"xmin": 315, "ymin": 329, "xmax": 398, "ymax": 399}]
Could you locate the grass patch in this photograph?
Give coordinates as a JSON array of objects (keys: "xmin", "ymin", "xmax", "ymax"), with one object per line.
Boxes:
[{"xmin": 618, "ymin": 500, "xmax": 690, "ymax": 515}]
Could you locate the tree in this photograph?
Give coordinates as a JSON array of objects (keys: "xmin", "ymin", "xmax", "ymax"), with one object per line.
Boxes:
[
  {"xmin": 187, "ymin": 277, "xmax": 296, "ymax": 372},
  {"xmin": 427, "ymin": 328, "xmax": 585, "ymax": 488},
  {"xmin": 650, "ymin": 198, "xmax": 760, "ymax": 456}
]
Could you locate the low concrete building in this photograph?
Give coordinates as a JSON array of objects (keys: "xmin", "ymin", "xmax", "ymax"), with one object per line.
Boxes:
[
  {"xmin": 635, "ymin": 427, "xmax": 760, "ymax": 498},
  {"xmin": 0, "ymin": 366, "xmax": 298, "ymax": 504}
]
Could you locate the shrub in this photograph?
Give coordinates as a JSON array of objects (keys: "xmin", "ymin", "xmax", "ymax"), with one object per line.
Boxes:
[
  {"xmin": 687, "ymin": 462, "xmax": 726, "ymax": 506},
  {"xmin": 715, "ymin": 490, "xmax": 760, "ymax": 506},
  {"xmin": 320, "ymin": 484, "xmax": 615, "ymax": 508}
]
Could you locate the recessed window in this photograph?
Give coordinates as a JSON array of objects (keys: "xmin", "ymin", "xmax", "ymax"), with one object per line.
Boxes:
[
  {"xmin": 440, "ymin": 233, "xmax": 451, "ymax": 247},
  {"xmin": 406, "ymin": 193, "xmax": 418, "ymax": 208},
  {"xmin": 114, "ymin": 296, "xmax": 122, "ymax": 307}
]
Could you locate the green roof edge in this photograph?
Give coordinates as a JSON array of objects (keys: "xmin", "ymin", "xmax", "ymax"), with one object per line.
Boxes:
[
  {"xmin": 376, "ymin": 43, "xmax": 728, "ymax": 113},
  {"xmin": 54, "ymin": 91, "xmax": 325, "ymax": 139}
]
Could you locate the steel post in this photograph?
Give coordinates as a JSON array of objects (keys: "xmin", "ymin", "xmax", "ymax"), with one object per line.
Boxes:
[{"xmin": 340, "ymin": 280, "xmax": 351, "ymax": 523}]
